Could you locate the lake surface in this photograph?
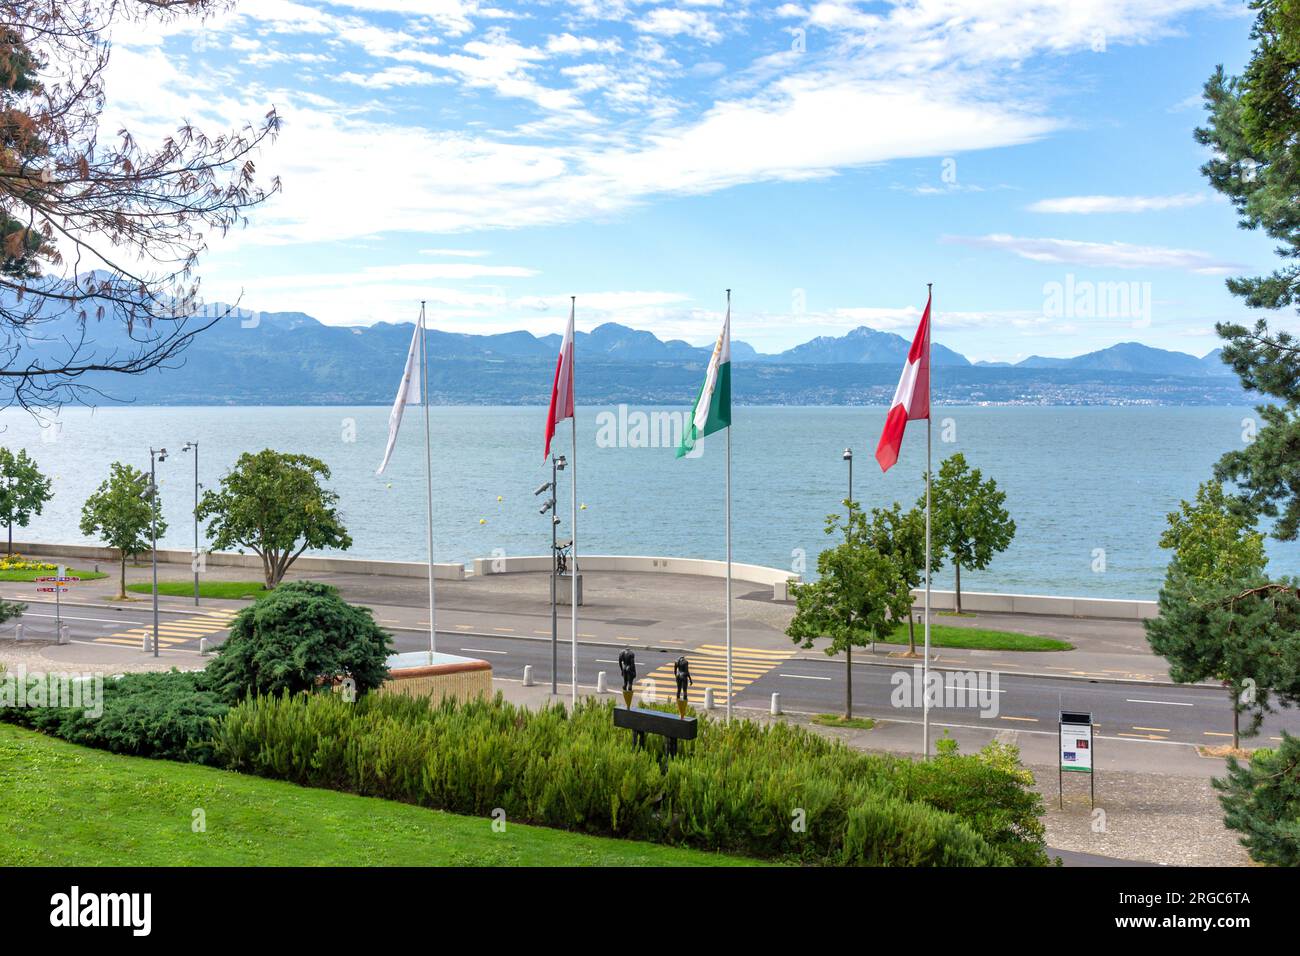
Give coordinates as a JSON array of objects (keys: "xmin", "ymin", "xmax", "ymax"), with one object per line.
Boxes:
[{"xmin": 0, "ymin": 404, "xmax": 1290, "ymax": 600}]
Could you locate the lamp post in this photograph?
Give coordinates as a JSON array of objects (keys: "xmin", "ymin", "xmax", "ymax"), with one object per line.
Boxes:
[
  {"xmin": 535, "ymin": 454, "xmax": 566, "ymax": 695},
  {"xmin": 843, "ymin": 447, "xmax": 853, "ymax": 514},
  {"xmin": 148, "ymin": 446, "xmax": 167, "ymax": 657},
  {"xmin": 181, "ymin": 442, "xmax": 201, "ymax": 606}
]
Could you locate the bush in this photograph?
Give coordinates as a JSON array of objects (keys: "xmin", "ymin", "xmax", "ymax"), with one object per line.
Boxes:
[
  {"xmin": 204, "ymin": 580, "xmax": 393, "ymax": 703},
  {"xmin": 1216, "ymin": 732, "xmax": 1300, "ymax": 866},
  {"xmin": 0, "ymin": 669, "xmax": 227, "ymax": 763},
  {"xmin": 213, "ymin": 692, "xmax": 1049, "ymax": 867}
]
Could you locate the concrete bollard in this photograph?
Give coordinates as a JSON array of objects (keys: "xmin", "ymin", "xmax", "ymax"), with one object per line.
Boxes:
[
  {"xmin": 703, "ymin": 687, "xmax": 714, "ymax": 710},
  {"xmin": 58, "ymin": 624, "xmax": 69, "ymax": 645},
  {"xmin": 770, "ymin": 692, "xmax": 782, "ymax": 716},
  {"xmin": 13, "ymin": 623, "xmax": 22, "ymax": 642},
  {"xmin": 596, "ymin": 670, "xmax": 607, "ymax": 694},
  {"xmin": 522, "ymin": 664, "xmax": 534, "ymax": 687},
  {"xmin": 199, "ymin": 637, "xmax": 209, "ymax": 656}
]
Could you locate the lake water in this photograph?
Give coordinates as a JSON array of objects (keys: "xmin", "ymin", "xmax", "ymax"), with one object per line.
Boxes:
[{"xmin": 0, "ymin": 404, "xmax": 1290, "ymax": 600}]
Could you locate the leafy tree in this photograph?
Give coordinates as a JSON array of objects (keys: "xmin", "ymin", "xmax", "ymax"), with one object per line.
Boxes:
[
  {"xmin": 78, "ymin": 461, "xmax": 165, "ymax": 599},
  {"xmin": 1158, "ymin": 481, "xmax": 1268, "ymax": 586},
  {"xmin": 788, "ymin": 504, "xmax": 912, "ymax": 718},
  {"xmin": 0, "ymin": 446, "xmax": 51, "ymax": 552},
  {"xmin": 197, "ymin": 449, "xmax": 351, "ymax": 589},
  {"xmin": 204, "ymin": 581, "xmax": 393, "ymax": 704},
  {"xmin": 863, "ymin": 501, "xmax": 937, "ymax": 654},
  {"xmin": 925, "ymin": 453, "xmax": 1015, "ymax": 614},
  {"xmin": 0, "ymin": 0, "xmax": 281, "ymax": 409},
  {"xmin": 1147, "ymin": 574, "xmax": 1300, "ymax": 749},
  {"xmin": 1215, "ymin": 731, "xmax": 1300, "ymax": 866}
]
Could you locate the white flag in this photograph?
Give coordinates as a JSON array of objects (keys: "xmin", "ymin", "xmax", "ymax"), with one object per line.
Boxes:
[{"xmin": 376, "ymin": 314, "xmax": 423, "ymax": 475}]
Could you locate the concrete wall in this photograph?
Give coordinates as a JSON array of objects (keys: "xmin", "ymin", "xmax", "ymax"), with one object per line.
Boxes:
[
  {"xmin": 915, "ymin": 588, "xmax": 1157, "ymax": 620},
  {"xmin": 11, "ymin": 541, "xmax": 466, "ymax": 581},
  {"xmin": 470, "ymin": 553, "xmax": 801, "ymax": 600}
]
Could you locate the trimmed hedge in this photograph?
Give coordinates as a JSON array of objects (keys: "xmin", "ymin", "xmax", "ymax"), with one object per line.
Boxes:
[
  {"xmin": 0, "ymin": 669, "xmax": 227, "ymax": 764},
  {"xmin": 213, "ymin": 692, "xmax": 1049, "ymax": 867}
]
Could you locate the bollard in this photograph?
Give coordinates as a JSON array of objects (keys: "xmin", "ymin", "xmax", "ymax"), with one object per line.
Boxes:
[
  {"xmin": 596, "ymin": 670, "xmax": 607, "ymax": 694},
  {"xmin": 522, "ymin": 664, "xmax": 534, "ymax": 687},
  {"xmin": 199, "ymin": 637, "xmax": 209, "ymax": 656},
  {"xmin": 142, "ymin": 633, "xmax": 149, "ymax": 652},
  {"xmin": 770, "ymin": 692, "xmax": 782, "ymax": 716},
  {"xmin": 58, "ymin": 624, "xmax": 69, "ymax": 645},
  {"xmin": 13, "ymin": 623, "xmax": 22, "ymax": 642},
  {"xmin": 703, "ymin": 687, "xmax": 714, "ymax": 710}
]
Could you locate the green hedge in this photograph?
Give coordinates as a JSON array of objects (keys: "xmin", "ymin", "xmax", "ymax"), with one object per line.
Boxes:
[
  {"xmin": 213, "ymin": 692, "xmax": 1049, "ymax": 867},
  {"xmin": 0, "ymin": 670, "xmax": 228, "ymax": 764}
]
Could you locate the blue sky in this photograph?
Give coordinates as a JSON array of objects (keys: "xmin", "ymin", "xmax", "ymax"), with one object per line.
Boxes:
[{"xmin": 105, "ymin": 0, "xmax": 1286, "ymax": 362}]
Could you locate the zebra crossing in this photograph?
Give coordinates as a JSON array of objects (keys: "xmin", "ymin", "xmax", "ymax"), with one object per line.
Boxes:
[
  {"xmin": 93, "ymin": 607, "xmax": 240, "ymax": 650},
  {"xmin": 636, "ymin": 643, "xmax": 794, "ymax": 706}
]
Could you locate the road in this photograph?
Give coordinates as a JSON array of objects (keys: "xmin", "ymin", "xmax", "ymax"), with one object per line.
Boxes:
[{"xmin": 18, "ymin": 600, "xmax": 1299, "ymax": 749}]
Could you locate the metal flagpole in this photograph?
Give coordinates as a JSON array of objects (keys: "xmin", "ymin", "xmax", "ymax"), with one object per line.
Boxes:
[
  {"xmin": 419, "ymin": 301, "xmax": 436, "ymax": 660},
  {"xmin": 923, "ymin": 282, "xmax": 933, "ymax": 756},
  {"xmin": 570, "ymin": 296, "xmax": 578, "ymax": 709},
  {"xmin": 725, "ymin": 288, "xmax": 733, "ymax": 724}
]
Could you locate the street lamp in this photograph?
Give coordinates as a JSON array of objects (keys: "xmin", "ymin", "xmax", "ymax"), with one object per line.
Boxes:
[
  {"xmin": 148, "ymin": 446, "xmax": 167, "ymax": 657},
  {"xmin": 181, "ymin": 441, "xmax": 201, "ymax": 606},
  {"xmin": 535, "ymin": 454, "xmax": 566, "ymax": 694},
  {"xmin": 842, "ymin": 447, "xmax": 853, "ymax": 514}
]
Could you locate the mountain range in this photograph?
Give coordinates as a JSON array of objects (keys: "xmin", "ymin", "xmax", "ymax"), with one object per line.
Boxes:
[{"xmin": 6, "ymin": 294, "xmax": 1246, "ymax": 406}]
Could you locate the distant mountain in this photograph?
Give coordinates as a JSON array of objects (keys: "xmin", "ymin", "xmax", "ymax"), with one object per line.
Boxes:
[
  {"xmin": 761, "ymin": 325, "xmax": 970, "ymax": 366},
  {"xmin": 1201, "ymin": 348, "xmax": 1234, "ymax": 376},
  {"xmin": 1015, "ymin": 342, "xmax": 1228, "ymax": 377}
]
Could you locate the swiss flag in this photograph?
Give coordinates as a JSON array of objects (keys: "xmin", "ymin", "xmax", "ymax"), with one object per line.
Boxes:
[
  {"xmin": 875, "ymin": 293, "xmax": 930, "ymax": 472},
  {"xmin": 544, "ymin": 299, "xmax": 575, "ymax": 459}
]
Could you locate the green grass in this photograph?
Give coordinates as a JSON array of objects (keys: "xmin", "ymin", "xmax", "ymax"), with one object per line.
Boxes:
[
  {"xmin": 126, "ymin": 580, "xmax": 270, "ymax": 600},
  {"xmin": 812, "ymin": 714, "xmax": 876, "ymax": 730},
  {"xmin": 0, "ymin": 724, "xmax": 764, "ymax": 867},
  {"xmin": 0, "ymin": 566, "xmax": 107, "ymax": 582},
  {"xmin": 884, "ymin": 624, "xmax": 1072, "ymax": 652}
]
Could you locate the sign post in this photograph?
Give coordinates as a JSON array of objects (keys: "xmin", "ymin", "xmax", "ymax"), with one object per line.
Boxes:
[
  {"xmin": 1058, "ymin": 709, "xmax": 1095, "ymax": 809},
  {"xmin": 35, "ymin": 567, "xmax": 79, "ymax": 641}
]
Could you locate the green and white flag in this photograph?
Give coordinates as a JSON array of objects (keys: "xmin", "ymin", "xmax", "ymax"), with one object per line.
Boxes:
[{"xmin": 677, "ymin": 302, "xmax": 731, "ymax": 458}]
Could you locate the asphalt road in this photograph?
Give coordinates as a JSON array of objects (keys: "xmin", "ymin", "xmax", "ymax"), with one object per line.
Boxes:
[{"xmin": 22, "ymin": 600, "xmax": 1300, "ymax": 749}]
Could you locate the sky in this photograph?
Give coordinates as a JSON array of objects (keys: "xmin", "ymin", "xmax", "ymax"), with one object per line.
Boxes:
[{"xmin": 102, "ymin": 0, "xmax": 1290, "ymax": 362}]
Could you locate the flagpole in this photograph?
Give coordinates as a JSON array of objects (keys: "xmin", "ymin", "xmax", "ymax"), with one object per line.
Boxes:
[
  {"xmin": 725, "ymin": 288, "xmax": 733, "ymax": 724},
  {"xmin": 923, "ymin": 282, "xmax": 933, "ymax": 756},
  {"xmin": 570, "ymin": 296, "xmax": 578, "ymax": 709},
  {"xmin": 419, "ymin": 301, "xmax": 436, "ymax": 660}
]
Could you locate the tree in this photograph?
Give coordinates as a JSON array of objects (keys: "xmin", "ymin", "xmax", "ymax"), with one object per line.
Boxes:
[
  {"xmin": 788, "ymin": 504, "xmax": 912, "ymax": 719},
  {"xmin": 0, "ymin": 1, "xmax": 281, "ymax": 409},
  {"xmin": 197, "ymin": 449, "xmax": 351, "ymax": 589},
  {"xmin": 204, "ymin": 581, "xmax": 393, "ymax": 704},
  {"xmin": 863, "ymin": 501, "xmax": 937, "ymax": 655},
  {"xmin": 926, "ymin": 453, "xmax": 1015, "ymax": 614},
  {"xmin": 78, "ymin": 461, "xmax": 164, "ymax": 599},
  {"xmin": 1215, "ymin": 732, "xmax": 1300, "ymax": 866},
  {"xmin": 1158, "ymin": 480, "xmax": 1268, "ymax": 585},
  {"xmin": 0, "ymin": 446, "xmax": 50, "ymax": 551}
]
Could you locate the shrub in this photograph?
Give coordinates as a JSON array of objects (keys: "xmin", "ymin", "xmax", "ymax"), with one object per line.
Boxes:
[
  {"xmin": 1216, "ymin": 732, "xmax": 1300, "ymax": 866},
  {"xmin": 0, "ymin": 669, "xmax": 227, "ymax": 763},
  {"xmin": 204, "ymin": 580, "xmax": 393, "ymax": 703},
  {"xmin": 213, "ymin": 692, "xmax": 1047, "ymax": 867}
]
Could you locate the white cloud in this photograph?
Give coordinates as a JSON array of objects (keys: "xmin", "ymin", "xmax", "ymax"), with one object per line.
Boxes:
[
  {"xmin": 338, "ymin": 65, "xmax": 443, "ymax": 88},
  {"xmin": 945, "ymin": 234, "xmax": 1244, "ymax": 275},
  {"xmin": 634, "ymin": 8, "xmax": 723, "ymax": 43},
  {"xmin": 1028, "ymin": 193, "xmax": 1208, "ymax": 214}
]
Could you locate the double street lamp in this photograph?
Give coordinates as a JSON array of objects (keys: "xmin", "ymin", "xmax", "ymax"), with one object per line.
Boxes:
[
  {"xmin": 147, "ymin": 447, "xmax": 167, "ymax": 657},
  {"xmin": 181, "ymin": 441, "xmax": 201, "ymax": 606},
  {"xmin": 535, "ymin": 454, "xmax": 566, "ymax": 695}
]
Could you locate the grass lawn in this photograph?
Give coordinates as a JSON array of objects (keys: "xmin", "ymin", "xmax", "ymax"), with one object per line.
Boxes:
[
  {"xmin": 884, "ymin": 623, "xmax": 1072, "ymax": 652},
  {"xmin": 812, "ymin": 714, "xmax": 876, "ymax": 730},
  {"xmin": 126, "ymin": 580, "xmax": 270, "ymax": 600},
  {"xmin": 0, "ymin": 567, "xmax": 107, "ymax": 582},
  {"xmin": 0, "ymin": 724, "xmax": 763, "ymax": 867}
]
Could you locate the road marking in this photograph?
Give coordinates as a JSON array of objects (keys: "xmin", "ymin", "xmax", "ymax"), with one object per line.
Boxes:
[
  {"xmin": 492, "ymin": 627, "xmax": 514, "ymax": 633},
  {"xmin": 461, "ymin": 647, "xmax": 507, "ymax": 656},
  {"xmin": 454, "ymin": 625, "xmax": 473, "ymax": 630},
  {"xmin": 779, "ymin": 673, "xmax": 831, "ymax": 681},
  {"xmin": 1119, "ymin": 732, "xmax": 1166, "ymax": 740},
  {"xmin": 1203, "ymin": 732, "xmax": 1233, "ymax": 738},
  {"xmin": 1000, "ymin": 716, "xmax": 1038, "ymax": 722},
  {"xmin": 1127, "ymin": 698, "xmax": 1193, "ymax": 707},
  {"xmin": 638, "ymin": 644, "xmax": 796, "ymax": 705},
  {"xmin": 1132, "ymin": 726, "xmax": 1171, "ymax": 733}
]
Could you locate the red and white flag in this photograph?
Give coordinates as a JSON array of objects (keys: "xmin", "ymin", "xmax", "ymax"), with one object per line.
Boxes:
[
  {"xmin": 544, "ymin": 298, "xmax": 575, "ymax": 458},
  {"xmin": 875, "ymin": 293, "xmax": 930, "ymax": 472}
]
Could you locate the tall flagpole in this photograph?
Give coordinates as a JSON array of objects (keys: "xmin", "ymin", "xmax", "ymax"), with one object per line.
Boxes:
[
  {"xmin": 725, "ymin": 288, "xmax": 733, "ymax": 724},
  {"xmin": 419, "ymin": 301, "xmax": 437, "ymax": 660},
  {"xmin": 923, "ymin": 282, "xmax": 933, "ymax": 756},
  {"xmin": 570, "ymin": 296, "xmax": 579, "ymax": 709}
]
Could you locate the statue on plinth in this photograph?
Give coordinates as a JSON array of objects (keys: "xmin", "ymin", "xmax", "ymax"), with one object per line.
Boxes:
[
  {"xmin": 618, "ymin": 648, "xmax": 636, "ymax": 708},
  {"xmin": 673, "ymin": 656, "xmax": 692, "ymax": 718}
]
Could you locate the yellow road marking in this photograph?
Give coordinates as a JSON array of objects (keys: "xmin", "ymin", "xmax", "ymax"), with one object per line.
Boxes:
[{"xmin": 1133, "ymin": 726, "xmax": 1170, "ymax": 733}]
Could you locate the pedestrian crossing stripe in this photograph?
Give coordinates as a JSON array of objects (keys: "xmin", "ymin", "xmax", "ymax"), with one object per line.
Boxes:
[
  {"xmin": 93, "ymin": 609, "xmax": 239, "ymax": 649},
  {"xmin": 635, "ymin": 644, "xmax": 795, "ymax": 705}
]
